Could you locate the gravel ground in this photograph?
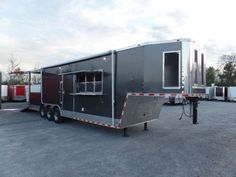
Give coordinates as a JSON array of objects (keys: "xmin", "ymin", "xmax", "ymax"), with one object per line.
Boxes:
[
  {"xmin": 0, "ymin": 101, "xmax": 235, "ymax": 177},
  {"xmin": 1, "ymin": 102, "xmax": 28, "ymax": 110}
]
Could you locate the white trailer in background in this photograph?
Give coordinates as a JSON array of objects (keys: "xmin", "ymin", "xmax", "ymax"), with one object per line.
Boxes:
[
  {"xmin": 204, "ymin": 86, "xmax": 236, "ymax": 102},
  {"xmin": 227, "ymin": 87, "xmax": 236, "ymax": 101},
  {"xmin": 213, "ymin": 86, "xmax": 226, "ymax": 101},
  {"xmin": 205, "ymin": 86, "xmax": 214, "ymax": 100},
  {"xmin": 1, "ymin": 85, "xmax": 8, "ymax": 101}
]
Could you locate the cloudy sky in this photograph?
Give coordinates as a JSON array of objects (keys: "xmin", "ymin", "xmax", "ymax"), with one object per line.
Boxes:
[{"xmin": 1, "ymin": 0, "xmax": 236, "ymax": 78}]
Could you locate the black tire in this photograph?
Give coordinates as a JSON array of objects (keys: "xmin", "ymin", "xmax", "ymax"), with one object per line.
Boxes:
[
  {"xmin": 53, "ymin": 107, "xmax": 63, "ymax": 123},
  {"xmin": 46, "ymin": 107, "xmax": 53, "ymax": 121},
  {"xmin": 40, "ymin": 104, "xmax": 46, "ymax": 118}
]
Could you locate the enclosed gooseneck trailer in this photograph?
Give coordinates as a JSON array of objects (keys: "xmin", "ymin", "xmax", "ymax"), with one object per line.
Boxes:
[{"xmin": 39, "ymin": 39, "xmax": 206, "ymax": 132}]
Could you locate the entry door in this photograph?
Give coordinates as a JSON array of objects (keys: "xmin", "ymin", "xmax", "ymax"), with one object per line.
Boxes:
[{"xmin": 62, "ymin": 74, "xmax": 74, "ymax": 111}]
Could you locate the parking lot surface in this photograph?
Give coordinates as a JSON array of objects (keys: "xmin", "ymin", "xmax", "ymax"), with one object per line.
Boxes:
[{"xmin": 0, "ymin": 101, "xmax": 236, "ymax": 177}]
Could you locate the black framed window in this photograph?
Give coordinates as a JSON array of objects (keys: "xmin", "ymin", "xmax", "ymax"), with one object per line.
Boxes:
[
  {"xmin": 76, "ymin": 71, "xmax": 103, "ymax": 95},
  {"xmin": 163, "ymin": 52, "xmax": 180, "ymax": 88}
]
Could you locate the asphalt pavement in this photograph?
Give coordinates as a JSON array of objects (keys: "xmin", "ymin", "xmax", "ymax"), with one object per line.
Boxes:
[{"xmin": 0, "ymin": 101, "xmax": 235, "ymax": 177}]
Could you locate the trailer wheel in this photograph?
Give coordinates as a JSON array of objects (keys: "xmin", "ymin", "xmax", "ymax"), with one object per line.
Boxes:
[
  {"xmin": 46, "ymin": 107, "xmax": 53, "ymax": 121},
  {"xmin": 40, "ymin": 105, "xmax": 46, "ymax": 118},
  {"xmin": 53, "ymin": 108, "xmax": 62, "ymax": 123}
]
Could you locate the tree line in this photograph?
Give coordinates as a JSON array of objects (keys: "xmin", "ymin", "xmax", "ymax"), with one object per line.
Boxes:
[
  {"xmin": 2, "ymin": 53, "xmax": 40, "ymax": 85},
  {"xmin": 206, "ymin": 54, "xmax": 236, "ymax": 86}
]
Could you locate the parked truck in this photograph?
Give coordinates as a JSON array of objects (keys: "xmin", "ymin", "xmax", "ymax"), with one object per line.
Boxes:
[{"xmin": 38, "ymin": 39, "xmax": 206, "ymax": 132}]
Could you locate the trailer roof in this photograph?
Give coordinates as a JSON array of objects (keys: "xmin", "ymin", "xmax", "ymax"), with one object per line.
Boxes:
[{"xmin": 42, "ymin": 38, "xmax": 193, "ymax": 69}]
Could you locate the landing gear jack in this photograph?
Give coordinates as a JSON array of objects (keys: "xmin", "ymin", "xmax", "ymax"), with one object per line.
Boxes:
[
  {"xmin": 185, "ymin": 96, "xmax": 199, "ymax": 124},
  {"xmin": 123, "ymin": 122, "xmax": 149, "ymax": 137},
  {"xmin": 123, "ymin": 128, "xmax": 129, "ymax": 137},
  {"xmin": 144, "ymin": 122, "xmax": 148, "ymax": 131}
]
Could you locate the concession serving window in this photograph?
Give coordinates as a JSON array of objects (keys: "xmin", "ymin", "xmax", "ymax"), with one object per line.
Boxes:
[{"xmin": 74, "ymin": 70, "xmax": 103, "ymax": 95}]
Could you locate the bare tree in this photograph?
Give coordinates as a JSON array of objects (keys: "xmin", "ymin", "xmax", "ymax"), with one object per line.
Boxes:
[
  {"xmin": 218, "ymin": 54, "xmax": 236, "ymax": 70},
  {"xmin": 8, "ymin": 53, "xmax": 21, "ymax": 74},
  {"xmin": 7, "ymin": 53, "xmax": 25, "ymax": 85}
]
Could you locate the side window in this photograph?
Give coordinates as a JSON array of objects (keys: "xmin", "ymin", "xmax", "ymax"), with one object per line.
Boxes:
[
  {"xmin": 86, "ymin": 73, "xmax": 94, "ymax": 92},
  {"xmin": 77, "ymin": 73, "xmax": 85, "ymax": 93},
  {"xmin": 95, "ymin": 72, "xmax": 102, "ymax": 92},
  {"xmin": 201, "ymin": 53, "xmax": 204, "ymax": 85},
  {"xmin": 163, "ymin": 51, "xmax": 180, "ymax": 88},
  {"xmin": 76, "ymin": 71, "xmax": 103, "ymax": 95},
  {"xmin": 194, "ymin": 50, "xmax": 198, "ymax": 84}
]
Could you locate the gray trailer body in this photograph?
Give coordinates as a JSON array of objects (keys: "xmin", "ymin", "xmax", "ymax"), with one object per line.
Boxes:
[{"xmin": 40, "ymin": 39, "xmax": 206, "ymax": 128}]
